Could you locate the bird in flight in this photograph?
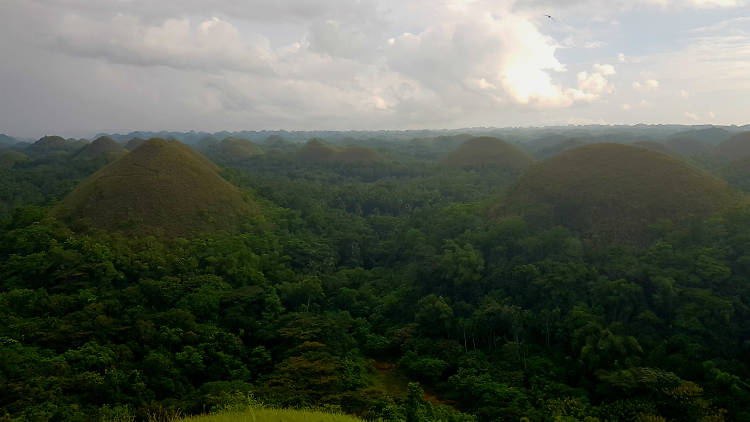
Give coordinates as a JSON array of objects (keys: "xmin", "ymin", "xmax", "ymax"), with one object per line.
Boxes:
[{"xmin": 544, "ymin": 14, "xmax": 556, "ymax": 22}]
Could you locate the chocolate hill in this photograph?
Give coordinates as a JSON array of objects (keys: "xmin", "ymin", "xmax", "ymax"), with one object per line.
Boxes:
[
  {"xmin": 52, "ymin": 138, "xmax": 257, "ymax": 237},
  {"xmin": 27, "ymin": 136, "xmax": 87, "ymax": 157},
  {"xmin": 207, "ymin": 137, "xmax": 263, "ymax": 163},
  {"xmin": 494, "ymin": 143, "xmax": 737, "ymax": 244},
  {"xmin": 441, "ymin": 136, "xmax": 533, "ymax": 169},
  {"xmin": 298, "ymin": 139, "xmax": 384, "ymax": 164},
  {"xmin": 75, "ymin": 136, "xmax": 127, "ymax": 161}
]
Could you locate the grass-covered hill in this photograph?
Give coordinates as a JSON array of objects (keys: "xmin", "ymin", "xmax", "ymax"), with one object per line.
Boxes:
[
  {"xmin": 26, "ymin": 135, "xmax": 87, "ymax": 157},
  {"xmin": 441, "ymin": 136, "xmax": 533, "ymax": 169},
  {"xmin": 494, "ymin": 143, "xmax": 737, "ymax": 244},
  {"xmin": 74, "ymin": 136, "xmax": 127, "ymax": 161},
  {"xmin": 714, "ymin": 131, "xmax": 750, "ymax": 160},
  {"xmin": 125, "ymin": 137, "xmax": 146, "ymax": 151},
  {"xmin": 52, "ymin": 138, "xmax": 258, "ymax": 237},
  {"xmin": 206, "ymin": 137, "xmax": 264, "ymax": 163},
  {"xmin": 298, "ymin": 139, "xmax": 384, "ymax": 163}
]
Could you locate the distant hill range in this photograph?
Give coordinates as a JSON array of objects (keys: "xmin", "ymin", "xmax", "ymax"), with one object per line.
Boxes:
[{"xmin": 92, "ymin": 124, "xmax": 750, "ymax": 146}]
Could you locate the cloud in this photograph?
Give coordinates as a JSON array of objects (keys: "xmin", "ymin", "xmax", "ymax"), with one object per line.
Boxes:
[
  {"xmin": 633, "ymin": 79, "xmax": 660, "ymax": 90},
  {"xmin": 584, "ymin": 41, "xmax": 606, "ymax": 48},
  {"xmin": 54, "ymin": 14, "xmax": 275, "ymax": 74},
  {"xmin": 1, "ymin": 0, "xmax": 748, "ymax": 136}
]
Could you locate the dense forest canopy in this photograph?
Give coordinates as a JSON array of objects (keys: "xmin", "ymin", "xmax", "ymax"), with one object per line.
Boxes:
[{"xmin": 2, "ymin": 127, "xmax": 750, "ymax": 422}]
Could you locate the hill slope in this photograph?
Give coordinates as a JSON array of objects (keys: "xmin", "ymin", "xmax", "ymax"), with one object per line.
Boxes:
[
  {"xmin": 52, "ymin": 138, "xmax": 257, "ymax": 237},
  {"xmin": 495, "ymin": 143, "xmax": 737, "ymax": 244},
  {"xmin": 441, "ymin": 136, "xmax": 533, "ymax": 168},
  {"xmin": 714, "ymin": 131, "xmax": 750, "ymax": 160},
  {"xmin": 720, "ymin": 157, "xmax": 750, "ymax": 192},
  {"xmin": 633, "ymin": 140, "xmax": 672, "ymax": 155}
]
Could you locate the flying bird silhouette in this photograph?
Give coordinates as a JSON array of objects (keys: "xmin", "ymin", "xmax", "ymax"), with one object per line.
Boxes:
[{"xmin": 544, "ymin": 14, "xmax": 556, "ymax": 22}]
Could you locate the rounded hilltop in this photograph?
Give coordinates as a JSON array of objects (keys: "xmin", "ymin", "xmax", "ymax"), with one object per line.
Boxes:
[
  {"xmin": 207, "ymin": 137, "xmax": 263, "ymax": 162},
  {"xmin": 75, "ymin": 136, "xmax": 127, "ymax": 160},
  {"xmin": 714, "ymin": 131, "xmax": 750, "ymax": 160},
  {"xmin": 494, "ymin": 143, "xmax": 737, "ymax": 244},
  {"xmin": 442, "ymin": 136, "xmax": 533, "ymax": 169},
  {"xmin": 298, "ymin": 139, "xmax": 384, "ymax": 163},
  {"xmin": 52, "ymin": 138, "xmax": 259, "ymax": 237}
]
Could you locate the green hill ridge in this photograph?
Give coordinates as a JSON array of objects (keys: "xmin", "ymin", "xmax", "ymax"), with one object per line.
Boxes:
[
  {"xmin": 441, "ymin": 136, "xmax": 533, "ymax": 168},
  {"xmin": 52, "ymin": 138, "xmax": 258, "ymax": 237},
  {"xmin": 494, "ymin": 143, "xmax": 737, "ymax": 244}
]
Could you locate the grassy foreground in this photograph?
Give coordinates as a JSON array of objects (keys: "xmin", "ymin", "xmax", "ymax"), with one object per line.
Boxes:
[{"xmin": 177, "ymin": 408, "xmax": 362, "ymax": 422}]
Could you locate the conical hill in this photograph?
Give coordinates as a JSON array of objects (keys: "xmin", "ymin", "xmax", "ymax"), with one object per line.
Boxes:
[
  {"xmin": 298, "ymin": 139, "xmax": 384, "ymax": 163},
  {"xmin": 494, "ymin": 143, "xmax": 737, "ymax": 244},
  {"xmin": 442, "ymin": 136, "xmax": 533, "ymax": 169},
  {"xmin": 75, "ymin": 136, "xmax": 127, "ymax": 160},
  {"xmin": 52, "ymin": 138, "xmax": 257, "ymax": 237}
]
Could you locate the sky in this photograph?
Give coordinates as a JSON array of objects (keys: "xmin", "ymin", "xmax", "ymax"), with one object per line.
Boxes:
[{"xmin": 0, "ymin": 0, "xmax": 748, "ymax": 138}]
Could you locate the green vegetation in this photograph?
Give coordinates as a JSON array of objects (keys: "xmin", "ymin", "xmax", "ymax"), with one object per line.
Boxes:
[
  {"xmin": 441, "ymin": 136, "xmax": 533, "ymax": 169},
  {"xmin": 2, "ymin": 132, "xmax": 750, "ymax": 422},
  {"xmin": 177, "ymin": 407, "xmax": 362, "ymax": 422},
  {"xmin": 52, "ymin": 138, "xmax": 259, "ymax": 237},
  {"xmin": 496, "ymin": 143, "xmax": 737, "ymax": 244}
]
